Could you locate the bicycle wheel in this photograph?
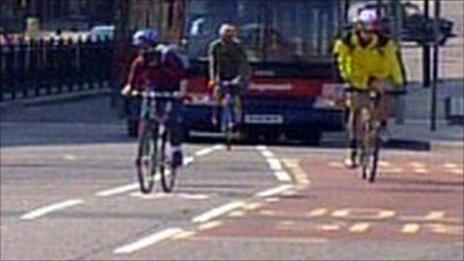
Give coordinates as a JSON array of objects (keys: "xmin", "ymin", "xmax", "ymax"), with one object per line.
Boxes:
[
  {"xmin": 159, "ymin": 130, "xmax": 177, "ymax": 193},
  {"xmin": 136, "ymin": 126, "xmax": 157, "ymax": 193},
  {"xmin": 361, "ymin": 122, "xmax": 380, "ymax": 183},
  {"xmin": 222, "ymin": 100, "xmax": 234, "ymax": 151}
]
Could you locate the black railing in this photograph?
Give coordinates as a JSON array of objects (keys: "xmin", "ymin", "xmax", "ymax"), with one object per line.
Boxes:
[{"xmin": 0, "ymin": 37, "xmax": 114, "ymax": 102}]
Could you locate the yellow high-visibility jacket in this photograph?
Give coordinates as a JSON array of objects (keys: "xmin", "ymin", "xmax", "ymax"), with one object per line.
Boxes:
[{"xmin": 333, "ymin": 32, "xmax": 406, "ymax": 90}]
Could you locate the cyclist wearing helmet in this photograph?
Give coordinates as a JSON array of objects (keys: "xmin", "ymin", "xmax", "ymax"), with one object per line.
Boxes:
[
  {"xmin": 122, "ymin": 29, "xmax": 188, "ymax": 168},
  {"xmin": 333, "ymin": 9, "xmax": 406, "ymax": 168}
]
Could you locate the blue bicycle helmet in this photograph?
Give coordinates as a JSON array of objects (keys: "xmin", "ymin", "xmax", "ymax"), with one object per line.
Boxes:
[{"xmin": 132, "ymin": 29, "xmax": 159, "ymax": 47}]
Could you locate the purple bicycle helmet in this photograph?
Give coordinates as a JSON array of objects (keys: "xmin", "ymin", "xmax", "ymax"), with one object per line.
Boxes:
[{"xmin": 132, "ymin": 29, "xmax": 159, "ymax": 47}]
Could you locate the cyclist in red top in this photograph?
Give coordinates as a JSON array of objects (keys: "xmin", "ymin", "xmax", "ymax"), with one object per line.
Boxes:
[{"xmin": 122, "ymin": 29, "xmax": 188, "ymax": 168}]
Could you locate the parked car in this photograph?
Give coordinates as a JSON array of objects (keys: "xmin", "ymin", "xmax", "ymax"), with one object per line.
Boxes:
[{"xmin": 88, "ymin": 25, "xmax": 115, "ymax": 41}]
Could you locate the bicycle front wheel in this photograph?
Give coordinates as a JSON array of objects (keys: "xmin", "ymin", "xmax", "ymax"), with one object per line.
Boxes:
[
  {"xmin": 159, "ymin": 131, "xmax": 177, "ymax": 193},
  {"xmin": 361, "ymin": 124, "xmax": 380, "ymax": 183},
  {"xmin": 136, "ymin": 127, "xmax": 157, "ymax": 193}
]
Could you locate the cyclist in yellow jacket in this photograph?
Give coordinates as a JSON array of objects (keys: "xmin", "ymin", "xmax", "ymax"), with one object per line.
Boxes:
[{"xmin": 333, "ymin": 10, "xmax": 406, "ymax": 168}]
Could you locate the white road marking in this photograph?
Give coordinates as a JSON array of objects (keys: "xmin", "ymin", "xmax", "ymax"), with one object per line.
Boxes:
[
  {"xmin": 192, "ymin": 201, "xmax": 245, "ymax": 223},
  {"xmin": 184, "ymin": 156, "xmax": 194, "ymax": 166},
  {"xmin": 273, "ymin": 171, "xmax": 292, "ymax": 182},
  {"xmin": 63, "ymin": 154, "xmax": 76, "ymax": 160},
  {"xmin": 194, "ymin": 144, "xmax": 223, "ymax": 157},
  {"xmin": 96, "ymin": 183, "xmax": 139, "ymax": 197},
  {"xmin": 21, "ymin": 199, "xmax": 83, "ymax": 220},
  {"xmin": 256, "ymin": 146, "xmax": 292, "ymax": 182},
  {"xmin": 228, "ymin": 210, "xmax": 245, "ymax": 217},
  {"xmin": 255, "ymin": 184, "xmax": 294, "ymax": 198},
  {"xmin": 96, "ymin": 146, "xmax": 215, "ymax": 197},
  {"xmin": 267, "ymin": 158, "xmax": 282, "ymax": 170},
  {"xmin": 114, "ymin": 228, "xmax": 183, "ymax": 254},
  {"xmin": 349, "ymin": 222, "xmax": 370, "ymax": 233},
  {"xmin": 178, "ymin": 193, "xmax": 209, "ymax": 200},
  {"xmin": 401, "ymin": 223, "xmax": 420, "ymax": 234}
]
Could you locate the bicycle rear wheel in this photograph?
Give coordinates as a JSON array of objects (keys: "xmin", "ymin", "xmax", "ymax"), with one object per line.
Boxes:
[
  {"xmin": 159, "ymin": 131, "xmax": 177, "ymax": 193},
  {"xmin": 136, "ymin": 127, "xmax": 157, "ymax": 193},
  {"xmin": 222, "ymin": 99, "xmax": 234, "ymax": 151}
]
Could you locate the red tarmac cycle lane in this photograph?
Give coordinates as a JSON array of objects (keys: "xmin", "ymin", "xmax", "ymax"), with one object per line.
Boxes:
[{"xmin": 193, "ymin": 149, "xmax": 464, "ymax": 244}]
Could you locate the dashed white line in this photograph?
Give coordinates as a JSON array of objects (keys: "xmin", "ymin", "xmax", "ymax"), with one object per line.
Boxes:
[
  {"xmin": 113, "ymin": 228, "xmax": 183, "ymax": 254},
  {"xmin": 21, "ymin": 199, "xmax": 83, "ymax": 220},
  {"xmin": 96, "ymin": 183, "xmax": 139, "ymax": 197},
  {"xmin": 255, "ymin": 184, "xmax": 294, "ymax": 198},
  {"xmin": 267, "ymin": 158, "xmax": 283, "ymax": 171},
  {"xmin": 260, "ymin": 150, "xmax": 275, "ymax": 158},
  {"xmin": 191, "ymin": 201, "xmax": 246, "ymax": 223},
  {"xmin": 273, "ymin": 171, "xmax": 292, "ymax": 182},
  {"xmin": 194, "ymin": 144, "xmax": 223, "ymax": 156}
]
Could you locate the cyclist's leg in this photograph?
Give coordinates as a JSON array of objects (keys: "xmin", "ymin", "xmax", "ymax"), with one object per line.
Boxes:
[
  {"xmin": 168, "ymin": 99, "xmax": 183, "ymax": 167},
  {"xmin": 232, "ymin": 85, "xmax": 243, "ymax": 125},
  {"xmin": 345, "ymin": 92, "xmax": 359, "ymax": 167},
  {"xmin": 212, "ymin": 86, "xmax": 225, "ymax": 125}
]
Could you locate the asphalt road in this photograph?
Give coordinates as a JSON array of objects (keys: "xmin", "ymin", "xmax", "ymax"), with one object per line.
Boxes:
[{"xmin": 1, "ymin": 96, "xmax": 463, "ymax": 260}]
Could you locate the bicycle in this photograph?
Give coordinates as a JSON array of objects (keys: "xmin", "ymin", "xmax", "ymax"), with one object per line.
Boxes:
[
  {"xmin": 355, "ymin": 86, "xmax": 406, "ymax": 183},
  {"xmin": 128, "ymin": 90, "xmax": 181, "ymax": 193},
  {"xmin": 219, "ymin": 81, "xmax": 241, "ymax": 151}
]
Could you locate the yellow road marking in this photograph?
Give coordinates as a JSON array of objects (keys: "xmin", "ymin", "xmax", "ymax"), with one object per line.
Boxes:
[
  {"xmin": 320, "ymin": 224, "xmax": 341, "ymax": 231},
  {"xmin": 401, "ymin": 223, "xmax": 420, "ymax": 234},
  {"xmin": 411, "ymin": 162, "xmax": 425, "ymax": 168},
  {"xmin": 378, "ymin": 161, "xmax": 390, "ymax": 167},
  {"xmin": 349, "ymin": 223, "xmax": 370, "ymax": 233},
  {"xmin": 259, "ymin": 210, "xmax": 275, "ymax": 216},
  {"xmin": 242, "ymin": 202, "xmax": 262, "ymax": 211},
  {"xmin": 265, "ymin": 197, "xmax": 280, "ymax": 202},
  {"xmin": 171, "ymin": 230, "xmax": 196, "ymax": 240},
  {"xmin": 413, "ymin": 168, "xmax": 428, "ymax": 174},
  {"xmin": 278, "ymin": 220, "xmax": 296, "ymax": 226},
  {"xmin": 381, "ymin": 168, "xmax": 403, "ymax": 173},
  {"xmin": 331, "ymin": 208, "xmax": 395, "ymax": 220},
  {"xmin": 328, "ymin": 161, "xmax": 344, "ymax": 168},
  {"xmin": 198, "ymin": 220, "xmax": 223, "ymax": 231},
  {"xmin": 426, "ymin": 211, "xmax": 445, "ymax": 221},
  {"xmin": 307, "ymin": 208, "xmax": 328, "ymax": 218},
  {"xmin": 444, "ymin": 163, "xmax": 457, "ymax": 168}
]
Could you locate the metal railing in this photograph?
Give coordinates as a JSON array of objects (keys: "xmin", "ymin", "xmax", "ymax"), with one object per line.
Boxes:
[{"xmin": 0, "ymin": 37, "xmax": 114, "ymax": 102}]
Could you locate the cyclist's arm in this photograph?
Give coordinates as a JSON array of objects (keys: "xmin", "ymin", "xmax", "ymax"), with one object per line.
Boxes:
[
  {"xmin": 236, "ymin": 44, "xmax": 252, "ymax": 85},
  {"xmin": 208, "ymin": 42, "xmax": 219, "ymax": 87},
  {"xmin": 385, "ymin": 41, "xmax": 407, "ymax": 88},
  {"xmin": 122, "ymin": 57, "xmax": 142, "ymax": 94}
]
